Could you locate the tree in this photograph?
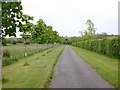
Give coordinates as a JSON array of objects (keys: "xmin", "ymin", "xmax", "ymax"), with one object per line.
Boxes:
[
  {"xmin": 31, "ymin": 23, "xmax": 42, "ymax": 55},
  {"xmin": 46, "ymin": 25, "xmax": 59, "ymax": 44},
  {"xmin": 20, "ymin": 14, "xmax": 34, "ymax": 42},
  {"xmin": 101, "ymin": 32, "xmax": 107, "ymax": 36},
  {"xmin": 85, "ymin": 19, "xmax": 96, "ymax": 35},
  {"xmin": 19, "ymin": 14, "xmax": 34, "ymax": 65},
  {"xmin": 59, "ymin": 37, "xmax": 66, "ymax": 44},
  {"xmin": 33, "ymin": 19, "xmax": 48, "ymax": 56},
  {"xmin": 36, "ymin": 19, "xmax": 47, "ymax": 44},
  {"xmin": 2, "ymin": 2, "xmax": 23, "ymax": 36},
  {"xmin": 83, "ymin": 19, "xmax": 96, "ymax": 40}
]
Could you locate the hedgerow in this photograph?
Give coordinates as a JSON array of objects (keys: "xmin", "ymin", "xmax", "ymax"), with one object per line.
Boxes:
[{"xmin": 72, "ymin": 37, "xmax": 120, "ymax": 59}]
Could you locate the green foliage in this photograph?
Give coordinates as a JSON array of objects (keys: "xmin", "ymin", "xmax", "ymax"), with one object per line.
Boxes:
[
  {"xmin": 3, "ymin": 49, "xmax": 10, "ymax": 58},
  {"xmin": 2, "ymin": 2, "xmax": 23, "ymax": 36},
  {"xmin": 12, "ymin": 40, "xmax": 17, "ymax": 44},
  {"xmin": 85, "ymin": 19, "xmax": 96, "ymax": 36},
  {"xmin": 2, "ymin": 38, "xmax": 7, "ymax": 46},
  {"xmin": 82, "ymin": 19, "xmax": 97, "ymax": 40},
  {"xmin": 3, "ymin": 56, "xmax": 18, "ymax": 67},
  {"xmin": 24, "ymin": 40, "xmax": 30, "ymax": 44},
  {"xmin": 72, "ymin": 37, "xmax": 120, "ymax": 59},
  {"xmin": 31, "ymin": 19, "xmax": 61, "ymax": 44},
  {"xmin": 70, "ymin": 37, "xmax": 82, "ymax": 42},
  {"xmin": 2, "ymin": 49, "xmax": 18, "ymax": 66},
  {"xmin": 20, "ymin": 15, "xmax": 34, "ymax": 40},
  {"xmin": 17, "ymin": 38, "xmax": 24, "ymax": 43},
  {"xmin": 59, "ymin": 37, "xmax": 66, "ymax": 44}
]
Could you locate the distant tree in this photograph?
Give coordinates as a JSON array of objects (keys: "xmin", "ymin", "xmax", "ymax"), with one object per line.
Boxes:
[
  {"xmin": 70, "ymin": 37, "xmax": 82, "ymax": 43},
  {"xmin": 101, "ymin": 32, "xmax": 107, "ymax": 36},
  {"xmin": 64, "ymin": 36, "xmax": 71, "ymax": 44},
  {"xmin": 59, "ymin": 37, "xmax": 66, "ymax": 44},
  {"xmin": 83, "ymin": 19, "xmax": 97, "ymax": 40},
  {"xmin": 85, "ymin": 19, "xmax": 96, "ymax": 35},
  {"xmin": 96, "ymin": 32, "xmax": 108, "ymax": 39}
]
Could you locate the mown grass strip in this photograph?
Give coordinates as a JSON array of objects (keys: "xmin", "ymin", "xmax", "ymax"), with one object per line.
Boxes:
[
  {"xmin": 44, "ymin": 46, "xmax": 65, "ymax": 88},
  {"xmin": 71, "ymin": 46, "xmax": 118, "ymax": 89},
  {"xmin": 3, "ymin": 45, "xmax": 65, "ymax": 88}
]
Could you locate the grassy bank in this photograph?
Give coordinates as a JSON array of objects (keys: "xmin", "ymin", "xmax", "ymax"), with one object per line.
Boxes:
[
  {"xmin": 71, "ymin": 46, "xmax": 118, "ymax": 89},
  {"xmin": 3, "ymin": 45, "xmax": 64, "ymax": 88}
]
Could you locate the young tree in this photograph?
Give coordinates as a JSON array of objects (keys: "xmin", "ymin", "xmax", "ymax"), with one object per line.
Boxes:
[
  {"xmin": 59, "ymin": 37, "xmax": 66, "ymax": 44},
  {"xmin": 31, "ymin": 23, "xmax": 43, "ymax": 56},
  {"xmin": 19, "ymin": 14, "xmax": 34, "ymax": 65},
  {"xmin": 83, "ymin": 19, "xmax": 96, "ymax": 40},
  {"xmin": 34, "ymin": 19, "xmax": 48, "ymax": 56},
  {"xmin": 85, "ymin": 19, "xmax": 96, "ymax": 35}
]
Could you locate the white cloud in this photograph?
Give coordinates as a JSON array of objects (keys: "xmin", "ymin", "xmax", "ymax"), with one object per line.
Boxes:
[{"xmin": 20, "ymin": 0, "xmax": 119, "ymax": 37}]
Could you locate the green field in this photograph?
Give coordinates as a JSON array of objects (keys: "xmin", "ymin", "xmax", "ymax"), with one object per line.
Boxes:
[
  {"xmin": 3, "ymin": 45, "xmax": 64, "ymax": 88},
  {"xmin": 2, "ymin": 44, "xmax": 57, "ymax": 66},
  {"xmin": 72, "ymin": 46, "xmax": 118, "ymax": 89},
  {"xmin": 3, "ymin": 44, "xmax": 53, "ymax": 60}
]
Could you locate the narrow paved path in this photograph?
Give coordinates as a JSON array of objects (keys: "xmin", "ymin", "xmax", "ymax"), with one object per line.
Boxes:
[{"xmin": 50, "ymin": 45, "xmax": 113, "ymax": 88}]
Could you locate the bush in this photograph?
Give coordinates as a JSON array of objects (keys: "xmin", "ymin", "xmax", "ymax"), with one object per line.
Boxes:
[
  {"xmin": 38, "ymin": 41, "xmax": 43, "ymax": 44},
  {"xmin": 2, "ymin": 59, "xmax": 11, "ymax": 66},
  {"xmin": 2, "ymin": 55, "xmax": 18, "ymax": 67},
  {"xmin": 72, "ymin": 37, "xmax": 120, "ymax": 59},
  {"xmin": 2, "ymin": 38, "xmax": 7, "ymax": 46},
  {"xmin": 24, "ymin": 40, "xmax": 30, "ymax": 45},
  {"xmin": 17, "ymin": 39, "xmax": 24, "ymax": 43},
  {"xmin": 12, "ymin": 40, "xmax": 17, "ymax": 45},
  {"xmin": 3, "ymin": 49, "xmax": 10, "ymax": 58}
]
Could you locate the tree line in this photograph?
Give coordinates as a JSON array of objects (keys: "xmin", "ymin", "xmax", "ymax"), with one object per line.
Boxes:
[
  {"xmin": 1, "ymin": 2, "xmax": 65, "ymax": 45},
  {"xmin": 1, "ymin": 1, "xmax": 67, "ymax": 66}
]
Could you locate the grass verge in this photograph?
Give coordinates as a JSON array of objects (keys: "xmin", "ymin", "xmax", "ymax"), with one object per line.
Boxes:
[
  {"xmin": 0, "ymin": 80, "xmax": 1, "ymax": 90},
  {"xmin": 71, "ymin": 46, "xmax": 118, "ymax": 89},
  {"xmin": 44, "ymin": 46, "xmax": 65, "ymax": 88},
  {"xmin": 3, "ymin": 45, "xmax": 65, "ymax": 88}
]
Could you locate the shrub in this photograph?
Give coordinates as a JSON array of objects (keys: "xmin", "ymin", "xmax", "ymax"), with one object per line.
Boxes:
[
  {"xmin": 12, "ymin": 40, "xmax": 17, "ymax": 45},
  {"xmin": 2, "ymin": 59, "xmax": 12, "ymax": 66},
  {"xmin": 3, "ymin": 55, "xmax": 18, "ymax": 67},
  {"xmin": 72, "ymin": 37, "xmax": 120, "ymax": 59},
  {"xmin": 3, "ymin": 49, "xmax": 10, "ymax": 58},
  {"xmin": 2, "ymin": 38, "xmax": 7, "ymax": 46},
  {"xmin": 17, "ymin": 39, "xmax": 24, "ymax": 43},
  {"xmin": 24, "ymin": 40, "xmax": 30, "ymax": 44}
]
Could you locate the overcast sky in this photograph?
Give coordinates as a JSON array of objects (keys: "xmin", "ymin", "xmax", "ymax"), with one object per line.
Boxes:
[{"xmin": 21, "ymin": 0, "xmax": 119, "ymax": 37}]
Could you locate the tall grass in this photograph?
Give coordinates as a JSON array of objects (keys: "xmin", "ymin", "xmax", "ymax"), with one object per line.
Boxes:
[{"xmin": 2, "ymin": 43, "xmax": 56, "ymax": 66}]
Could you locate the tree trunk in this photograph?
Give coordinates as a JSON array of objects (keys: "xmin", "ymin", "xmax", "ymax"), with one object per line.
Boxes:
[
  {"xmin": 0, "ymin": 35, "xmax": 2, "ymax": 79},
  {"xmin": 37, "ymin": 43, "xmax": 39, "ymax": 54},
  {"xmin": 24, "ymin": 39, "xmax": 29, "ymax": 65}
]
